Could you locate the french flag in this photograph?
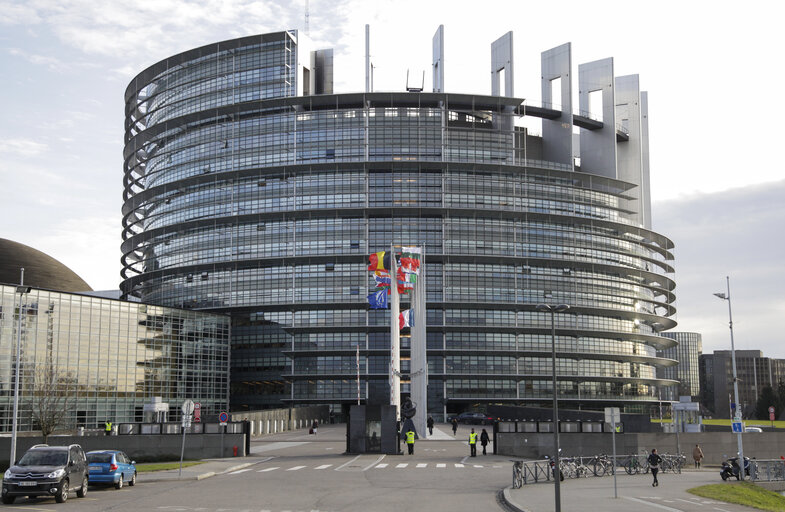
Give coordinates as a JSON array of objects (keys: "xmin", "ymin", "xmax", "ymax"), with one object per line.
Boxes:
[{"xmin": 399, "ymin": 309, "xmax": 415, "ymax": 329}]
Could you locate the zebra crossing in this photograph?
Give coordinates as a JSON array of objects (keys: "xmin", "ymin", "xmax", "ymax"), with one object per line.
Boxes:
[{"xmin": 228, "ymin": 462, "xmax": 504, "ymax": 475}]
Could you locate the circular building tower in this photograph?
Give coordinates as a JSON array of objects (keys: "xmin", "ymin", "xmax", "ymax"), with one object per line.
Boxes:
[{"xmin": 122, "ymin": 30, "xmax": 677, "ymax": 415}]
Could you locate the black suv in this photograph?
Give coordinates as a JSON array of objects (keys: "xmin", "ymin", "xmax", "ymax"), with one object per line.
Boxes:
[{"xmin": 2, "ymin": 444, "xmax": 89, "ymax": 504}]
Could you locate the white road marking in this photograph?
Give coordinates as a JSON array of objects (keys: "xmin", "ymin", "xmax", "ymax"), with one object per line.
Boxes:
[
  {"xmin": 259, "ymin": 467, "xmax": 279, "ymax": 472},
  {"xmin": 286, "ymin": 465, "xmax": 306, "ymax": 471},
  {"xmin": 362, "ymin": 455, "xmax": 386, "ymax": 471},
  {"xmin": 416, "ymin": 463, "xmax": 427, "ymax": 468},
  {"xmin": 676, "ymin": 498, "xmax": 703, "ymax": 506},
  {"xmin": 375, "ymin": 463, "xmax": 388, "ymax": 468},
  {"xmin": 624, "ymin": 496, "xmax": 683, "ymax": 512},
  {"xmin": 455, "ymin": 463, "xmax": 464, "ymax": 468},
  {"xmin": 473, "ymin": 465, "xmax": 483, "ymax": 468},
  {"xmin": 228, "ymin": 468, "xmax": 253, "ymax": 474},
  {"xmin": 436, "ymin": 463, "xmax": 446, "ymax": 468},
  {"xmin": 335, "ymin": 455, "xmax": 362, "ymax": 471},
  {"xmin": 396, "ymin": 463, "xmax": 408, "ymax": 468},
  {"xmin": 315, "ymin": 464, "xmax": 332, "ymax": 469},
  {"xmin": 713, "ymin": 508, "xmax": 733, "ymax": 512}
]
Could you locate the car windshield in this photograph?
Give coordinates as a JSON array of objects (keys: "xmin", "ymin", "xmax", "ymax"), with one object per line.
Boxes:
[
  {"xmin": 18, "ymin": 450, "xmax": 68, "ymax": 466},
  {"xmin": 87, "ymin": 453, "xmax": 113, "ymax": 463}
]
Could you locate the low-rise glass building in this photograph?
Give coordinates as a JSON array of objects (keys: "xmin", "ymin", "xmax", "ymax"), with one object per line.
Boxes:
[
  {"xmin": 121, "ymin": 30, "xmax": 678, "ymax": 416},
  {"xmin": 0, "ymin": 284, "xmax": 229, "ymax": 431}
]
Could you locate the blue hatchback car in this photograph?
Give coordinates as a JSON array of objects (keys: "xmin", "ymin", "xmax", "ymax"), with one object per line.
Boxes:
[{"xmin": 86, "ymin": 451, "xmax": 137, "ymax": 489}]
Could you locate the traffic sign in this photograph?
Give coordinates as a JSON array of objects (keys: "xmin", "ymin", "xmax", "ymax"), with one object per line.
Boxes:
[
  {"xmin": 181, "ymin": 399, "xmax": 194, "ymax": 416},
  {"xmin": 604, "ymin": 407, "xmax": 620, "ymax": 424},
  {"xmin": 731, "ymin": 421, "xmax": 743, "ymax": 433},
  {"xmin": 194, "ymin": 402, "xmax": 201, "ymax": 423},
  {"xmin": 769, "ymin": 406, "xmax": 775, "ymax": 414},
  {"xmin": 218, "ymin": 411, "xmax": 229, "ymax": 425}
]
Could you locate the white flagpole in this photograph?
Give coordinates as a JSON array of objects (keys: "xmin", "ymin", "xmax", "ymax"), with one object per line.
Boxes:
[
  {"xmin": 390, "ymin": 246, "xmax": 401, "ymax": 421},
  {"xmin": 410, "ymin": 245, "xmax": 428, "ymax": 438}
]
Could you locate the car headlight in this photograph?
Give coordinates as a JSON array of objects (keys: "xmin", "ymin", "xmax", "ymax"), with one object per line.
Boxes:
[
  {"xmin": 3, "ymin": 469, "xmax": 12, "ymax": 479},
  {"xmin": 45, "ymin": 469, "xmax": 66, "ymax": 479}
]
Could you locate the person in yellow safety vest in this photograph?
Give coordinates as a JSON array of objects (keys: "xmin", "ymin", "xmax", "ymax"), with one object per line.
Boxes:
[
  {"xmin": 469, "ymin": 428, "xmax": 478, "ymax": 457},
  {"xmin": 406, "ymin": 429, "xmax": 415, "ymax": 455},
  {"xmin": 105, "ymin": 421, "xmax": 112, "ymax": 436}
]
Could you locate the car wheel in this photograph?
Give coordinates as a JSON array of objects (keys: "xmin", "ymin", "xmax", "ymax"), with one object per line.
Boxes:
[
  {"xmin": 77, "ymin": 476, "xmax": 88, "ymax": 498},
  {"xmin": 1, "ymin": 496, "xmax": 16, "ymax": 504},
  {"xmin": 115, "ymin": 474, "xmax": 124, "ymax": 490},
  {"xmin": 129, "ymin": 472, "xmax": 136, "ymax": 486},
  {"xmin": 55, "ymin": 479, "xmax": 69, "ymax": 503}
]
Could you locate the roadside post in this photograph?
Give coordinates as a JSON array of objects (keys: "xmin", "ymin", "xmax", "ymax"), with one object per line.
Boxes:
[
  {"xmin": 605, "ymin": 407, "xmax": 620, "ymax": 499},
  {"xmin": 180, "ymin": 399, "xmax": 194, "ymax": 478},
  {"xmin": 770, "ymin": 406, "xmax": 775, "ymax": 427},
  {"xmin": 219, "ymin": 411, "xmax": 229, "ymax": 457}
]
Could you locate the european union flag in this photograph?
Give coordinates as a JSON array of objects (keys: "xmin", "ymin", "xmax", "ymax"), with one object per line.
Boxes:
[{"xmin": 367, "ymin": 289, "xmax": 388, "ymax": 309}]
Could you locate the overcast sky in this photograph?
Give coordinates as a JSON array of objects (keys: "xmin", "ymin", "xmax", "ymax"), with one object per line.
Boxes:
[{"xmin": 1, "ymin": 0, "xmax": 783, "ymax": 355}]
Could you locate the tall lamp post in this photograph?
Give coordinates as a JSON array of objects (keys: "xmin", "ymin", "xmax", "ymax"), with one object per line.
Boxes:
[
  {"xmin": 537, "ymin": 302, "xmax": 570, "ymax": 512},
  {"xmin": 714, "ymin": 276, "xmax": 744, "ymax": 480},
  {"xmin": 10, "ymin": 268, "xmax": 31, "ymax": 467}
]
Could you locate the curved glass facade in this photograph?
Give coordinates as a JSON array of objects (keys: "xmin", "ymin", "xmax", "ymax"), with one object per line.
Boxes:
[{"xmin": 122, "ymin": 31, "xmax": 677, "ymax": 416}]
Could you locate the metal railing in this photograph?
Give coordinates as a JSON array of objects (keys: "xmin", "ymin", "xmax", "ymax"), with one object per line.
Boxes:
[
  {"xmin": 750, "ymin": 460, "xmax": 785, "ymax": 481},
  {"xmin": 511, "ymin": 453, "xmax": 685, "ymax": 488}
]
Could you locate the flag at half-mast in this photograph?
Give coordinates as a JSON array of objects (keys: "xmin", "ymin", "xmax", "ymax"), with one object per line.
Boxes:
[
  {"xmin": 367, "ymin": 289, "xmax": 388, "ymax": 309},
  {"xmin": 399, "ymin": 309, "xmax": 415, "ymax": 329},
  {"xmin": 367, "ymin": 251, "xmax": 392, "ymax": 271},
  {"xmin": 400, "ymin": 246, "xmax": 422, "ymax": 274}
]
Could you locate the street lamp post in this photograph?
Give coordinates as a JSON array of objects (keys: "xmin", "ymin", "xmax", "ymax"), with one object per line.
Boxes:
[
  {"xmin": 714, "ymin": 276, "xmax": 744, "ymax": 480},
  {"xmin": 537, "ymin": 302, "xmax": 570, "ymax": 512},
  {"xmin": 10, "ymin": 268, "xmax": 31, "ymax": 467}
]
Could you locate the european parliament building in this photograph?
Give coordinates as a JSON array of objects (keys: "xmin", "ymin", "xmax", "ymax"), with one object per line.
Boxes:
[{"xmin": 121, "ymin": 29, "xmax": 678, "ymax": 417}]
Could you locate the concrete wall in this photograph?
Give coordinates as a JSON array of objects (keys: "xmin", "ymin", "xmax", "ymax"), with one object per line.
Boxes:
[
  {"xmin": 1, "ymin": 433, "xmax": 246, "ymax": 469},
  {"xmin": 232, "ymin": 405, "xmax": 330, "ymax": 436},
  {"xmin": 497, "ymin": 431, "xmax": 785, "ymax": 465}
]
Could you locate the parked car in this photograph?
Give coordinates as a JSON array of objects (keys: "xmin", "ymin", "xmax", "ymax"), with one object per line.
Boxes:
[
  {"xmin": 447, "ymin": 412, "xmax": 495, "ymax": 425},
  {"xmin": 2, "ymin": 444, "xmax": 89, "ymax": 504},
  {"xmin": 86, "ymin": 450, "xmax": 137, "ymax": 489},
  {"xmin": 744, "ymin": 426, "xmax": 763, "ymax": 433}
]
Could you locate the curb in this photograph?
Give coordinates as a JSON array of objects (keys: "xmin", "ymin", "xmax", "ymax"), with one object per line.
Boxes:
[
  {"xmin": 140, "ymin": 461, "xmax": 256, "ymax": 483},
  {"xmin": 502, "ymin": 486, "xmax": 530, "ymax": 512}
]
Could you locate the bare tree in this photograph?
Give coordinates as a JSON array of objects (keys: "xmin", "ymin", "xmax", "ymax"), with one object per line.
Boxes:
[{"xmin": 31, "ymin": 363, "xmax": 71, "ymax": 443}]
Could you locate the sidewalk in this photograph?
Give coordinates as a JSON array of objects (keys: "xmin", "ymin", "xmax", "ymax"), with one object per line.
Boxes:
[
  {"xmin": 138, "ymin": 457, "xmax": 260, "ymax": 483},
  {"xmin": 502, "ymin": 469, "xmax": 754, "ymax": 512}
]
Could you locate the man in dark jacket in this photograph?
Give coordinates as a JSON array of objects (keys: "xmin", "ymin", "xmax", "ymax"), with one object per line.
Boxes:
[
  {"xmin": 648, "ymin": 448, "xmax": 663, "ymax": 487},
  {"xmin": 451, "ymin": 417, "xmax": 458, "ymax": 435},
  {"xmin": 480, "ymin": 428, "xmax": 490, "ymax": 455},
  {"xmin": 427, "ymin": 416, "xmax": 434, "ymax": 436}
]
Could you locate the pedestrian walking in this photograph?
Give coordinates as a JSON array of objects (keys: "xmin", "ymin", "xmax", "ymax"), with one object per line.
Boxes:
[
  {"xmin": 451, "ymin": 417, "xmax": 458, "ymax": 435},
  {"xmin": 427, "ymin": 416, "xmax": 434, "ymax": 436},
  {"xmin": 311, "ymin": 419, "xmax": 318, "ymax": 435},
  {"xmin": 692, "ymin": 444, "xmax": 704, "ymax": 469},
  {"xmin": 648, "ymin": 448, "xmax": 663, "ymax": 487},
  {"xmin": 406, "ymin": 429, "xmax": 415, "ymax": 455},
  {"xmin": 480, "ymin": 428, "xmax": 490, "ymax": 455},
  {"xmin": 469, "ymin": 428, "xmax": 478, "ymax": 457}
]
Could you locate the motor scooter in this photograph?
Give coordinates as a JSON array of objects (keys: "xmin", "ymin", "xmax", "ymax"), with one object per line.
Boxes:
[{"xmin": 720, "ymin": 456, "xmax": 750, "ymax": 480}]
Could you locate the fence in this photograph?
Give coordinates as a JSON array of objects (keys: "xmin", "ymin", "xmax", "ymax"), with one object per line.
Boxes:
[
  {"xmin": 751, "ymin": 460, "xmax": 785, "ymax": 481},
  {"xmin": 511, "ymin": 453, "xmax": 685, "ymax": 488}
]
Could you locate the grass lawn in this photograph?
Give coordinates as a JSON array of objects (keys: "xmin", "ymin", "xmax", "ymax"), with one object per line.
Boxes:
[
  {"xmin": 688, "ymin": 482, "xmax": 785, "ymax": 511},
  {"xmin": 135, "ymin": 461, "xmax": 206, "ymax": 472}
]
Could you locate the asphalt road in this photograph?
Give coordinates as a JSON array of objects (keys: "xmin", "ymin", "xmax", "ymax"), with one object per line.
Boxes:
[
  {"xmin": 1, "ymin": 424, "xmax": 510, "ymax": 512},
  {"xmin": 0, "ymin": 424, "xmax": 753, "ymax": 512}
]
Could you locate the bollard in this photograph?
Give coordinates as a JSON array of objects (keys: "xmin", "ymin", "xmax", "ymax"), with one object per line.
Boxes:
[{"xmin": 233, "ymin": 445, "xmax": 238, "ymax": 457}]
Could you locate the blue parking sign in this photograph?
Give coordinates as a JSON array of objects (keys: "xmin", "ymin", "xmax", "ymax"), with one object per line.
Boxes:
[{"xmin": 731, "ymin": 421, "xmax": 743, "ymax": 433}]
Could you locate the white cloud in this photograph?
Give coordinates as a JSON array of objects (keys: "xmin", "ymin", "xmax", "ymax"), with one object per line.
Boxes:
[{"xmin": 0, "ymin": 138, "xmax": 48, "ymax": 157}]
